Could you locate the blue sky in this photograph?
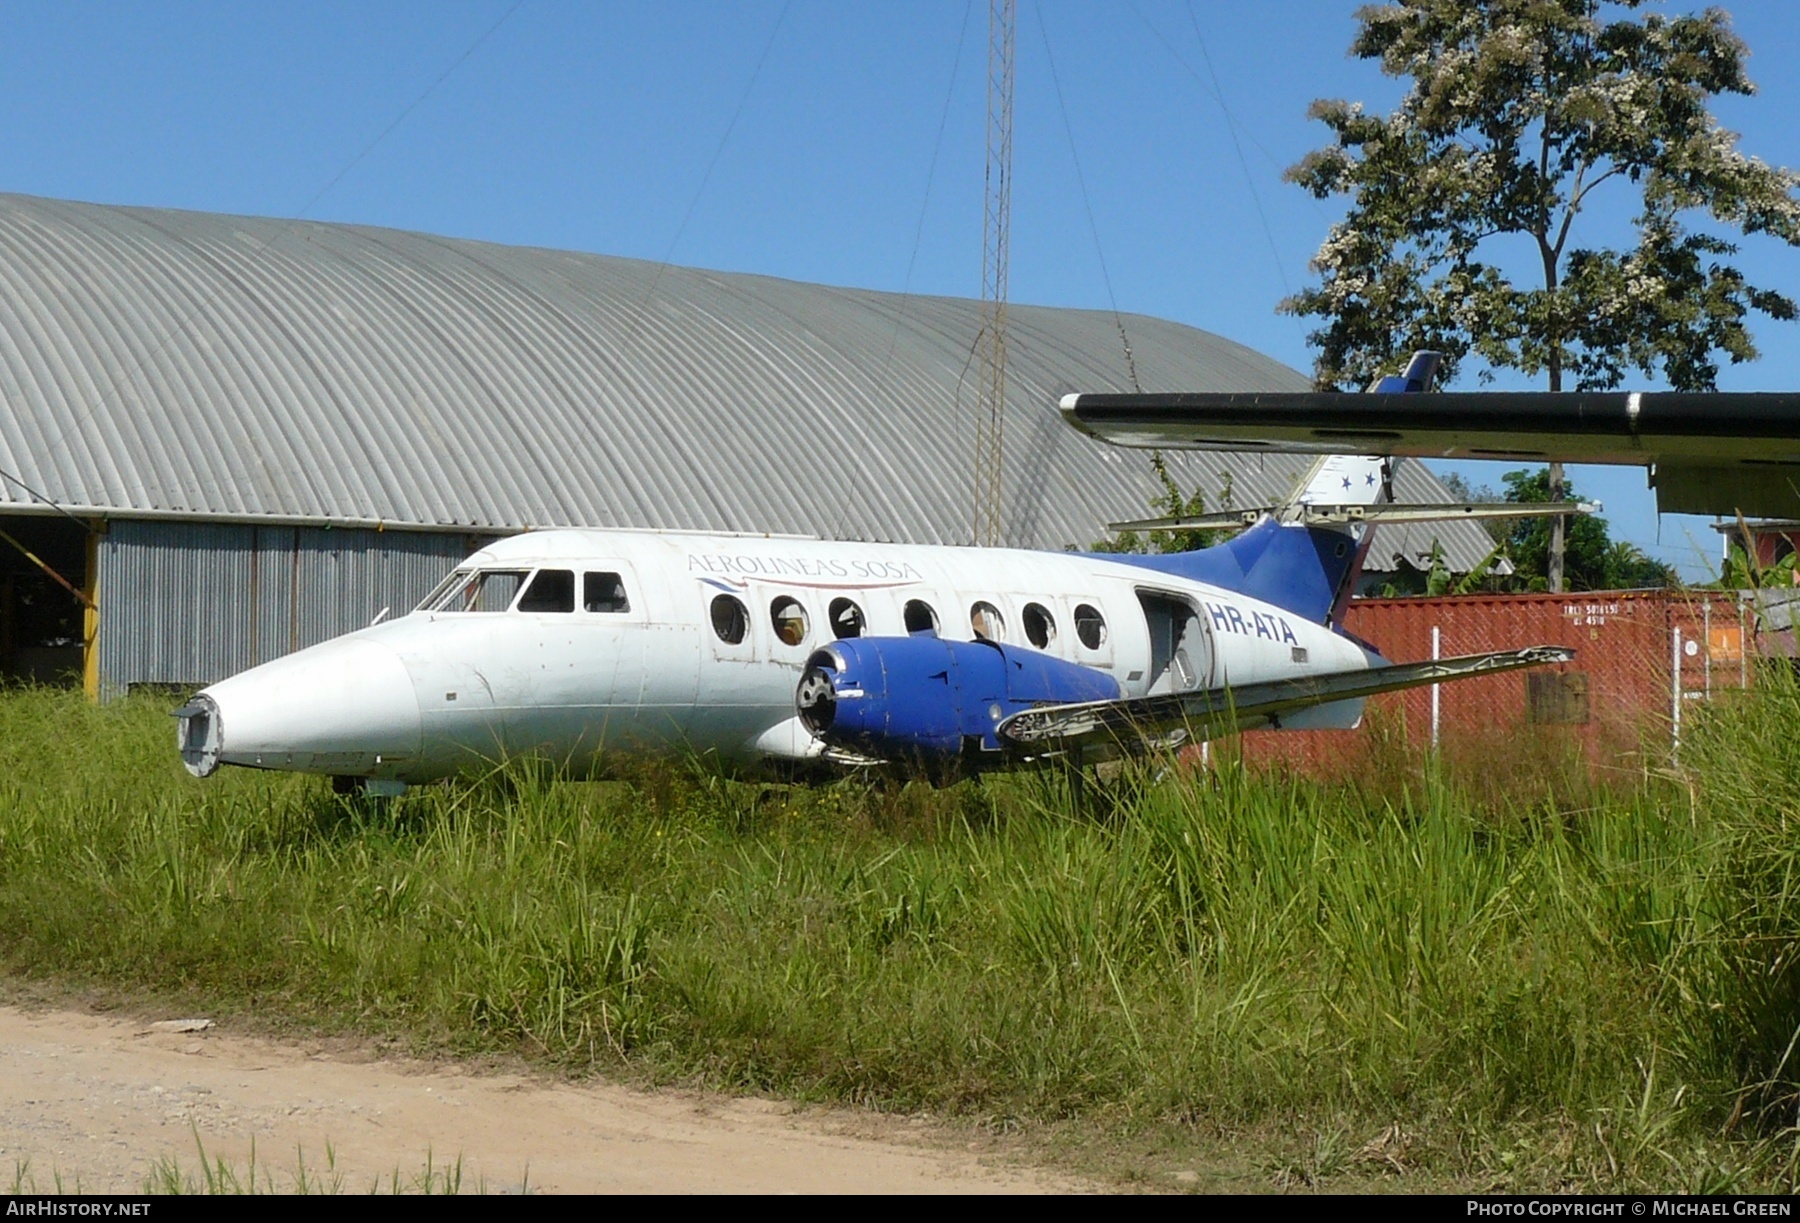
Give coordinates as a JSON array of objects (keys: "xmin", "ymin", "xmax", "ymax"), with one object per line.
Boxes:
[{"xmin": 4, "ymin": 1, "xmax": 1797, "ymax": 578}]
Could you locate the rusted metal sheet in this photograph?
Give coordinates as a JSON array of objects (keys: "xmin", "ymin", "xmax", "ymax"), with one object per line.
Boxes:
[
  {"xmin": 95, "ymin": 519, "xmax": 468, "ymax": 694},
  {"xmin": 1232, "ymin": 590, "xmax": 1754, "ymax": 777}
]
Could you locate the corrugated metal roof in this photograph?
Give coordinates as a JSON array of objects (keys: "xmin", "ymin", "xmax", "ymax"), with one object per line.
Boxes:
[{"xmin": 0, "ymin": 193, "xmax": 1492, "ymax": 569}]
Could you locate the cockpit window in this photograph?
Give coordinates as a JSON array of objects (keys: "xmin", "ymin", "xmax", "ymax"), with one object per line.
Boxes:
[
  {"xmin": 517, "ymin": 568, "xmax": 575, "ymax": 613},
  {"xmin": 585, "ymin": 571, "xmax": 631, "ymax": 613},
  {"xmin": 425, "ymin": 569, "xmax": 528, "ymax": 613},
  {"xmin": 416, "ymin": 569, "xmax": 470, "ymax": 612}
]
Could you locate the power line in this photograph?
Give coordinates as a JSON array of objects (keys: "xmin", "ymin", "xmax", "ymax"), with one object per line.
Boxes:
[
  {"xmin": 844, "ymin": 0, "xmax": 976, "ymax": 543},
  {"xmin": 621, "ymin": 0, "xmax": 793, "ymax": 347},
  {"xmin": 298, "ymin": 1, "xmax": 528, "ymax": 228},
  {"xmin": 878, "ymin": 0, "xmax": 976, "ymax": 382},
  {"xmin": 1125, "ymin": 0, "xmax": 1324, "ymax": 217},
  {"xmin": 1183, "ymin": 0, "xmax": 1295, "ymax": 303},
  {"xmin": 0, "ymin": 468, "xmax": 94, "ymax": 532},
  {"xmin": 1121, "ymin": 0, "xmax": 1310, "ymax": 337},
  {"xmin": 1036, "ymin": 3, "xmax": 1140, "ymax": 392}
]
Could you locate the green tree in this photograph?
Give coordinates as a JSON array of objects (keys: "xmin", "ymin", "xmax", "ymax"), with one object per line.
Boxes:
[
  {"xmin": 1283, "ymin": 0, "xmax": 1800, "ymax": 591},
  {"xmin": 1373, "ymin": 535, "xmax": 1517, "ymax": 596},
  {"xmin": 1091, "ymin": 454, "xmax": 1234, "ymax": 553},
  {"xmin": 1379, "ymin": 468, "xmax": 1676, "ymax": 594},
  {"xmin": 1718, "ymin": 536, "xmax": 1797, "ymax": 589},
  {"xmin": 1436, "ymin": 470, "xmax": 1508, "ymax": 542},
  {"xmin": 1498, "ymin": 467, "xmax": 1677, "ymax": 589}
]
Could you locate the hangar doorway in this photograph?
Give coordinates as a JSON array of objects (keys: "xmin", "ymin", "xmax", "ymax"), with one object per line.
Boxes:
[{"xmin": 0, "ymin": 515, "xmax": 91, "ymax": 687}]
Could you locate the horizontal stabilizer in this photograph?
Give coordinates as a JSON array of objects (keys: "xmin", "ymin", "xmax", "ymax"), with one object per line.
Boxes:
[
  {"xmin": 998, "ymin": 645, "xmax": 1574, "ymax": 751},
  {"xmin": 1108, "ymin": 501, "xmax": 1600, "ymax": 534},
  {"xmin": 1060, "ymin": 388, "xmax": 1800, "ymax": 517}
]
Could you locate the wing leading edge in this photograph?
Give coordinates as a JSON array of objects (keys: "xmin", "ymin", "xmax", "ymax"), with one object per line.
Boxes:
[
  {"xmin": 997, "ymin": 646, "xmax": 1575, "ymax": 754},
  {"xmin": 1060, "ymin": 389, "xmax": 1800, "ymax": 517},
  {"xmin": 1107, "ymin": 500, "xmax": 1601, "ymax": 533}
]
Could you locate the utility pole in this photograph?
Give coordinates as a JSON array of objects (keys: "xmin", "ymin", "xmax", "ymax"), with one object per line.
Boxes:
[
  {"xmin": 1548, "ymin": 341, "xmax": 1565, "ymax": 591},
  {"xmin": 1548, "ymin": 458, "xmax": 1566, "ymax": 592},
  {"xmin": 973, "ymin": 0, "xmax": 1014, "ymax": 547}
]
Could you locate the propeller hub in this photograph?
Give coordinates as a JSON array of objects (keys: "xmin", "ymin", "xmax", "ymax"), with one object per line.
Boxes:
[{"xmin": 795, "ymin": 660, "xmax": 838, "ymax": 735}]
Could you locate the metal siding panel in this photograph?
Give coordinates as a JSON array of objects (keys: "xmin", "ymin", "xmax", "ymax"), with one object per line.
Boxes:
[
  {"xmin": 252, "ymin": 525, "xmax": 294, "ymax": 666},
  {"xmin": 97, "ymin": 520, "xmax": 472, "ymax": 693},
  {"xmin": 292, "ymin": 528, "xmax": 467, "ymax": 648},
  {"xmin": 98, "ymin": 519, "xmax": 255, "ymax": 692}
]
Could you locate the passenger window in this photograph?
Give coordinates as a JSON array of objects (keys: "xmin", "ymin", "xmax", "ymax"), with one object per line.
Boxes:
[
  {"xmin": 903, "ymin": 599, "xmax": 938, "ymax": 634},
  {"xmin": 711, "ymin": 594, "xmax": 749, "ymax": 644},
  {"xmin": 584, "ymin": 571, "xmax": 631, "ymax": 613},
  {"xmin": 1075, "ymin": 603, "xmax": 1107, "ymax": 650},
  {"xmin": 431, "ymin": 569, "xmax": 527, "ymax": 613},
  {"xmin": 771, "ymin": 597, "xmax": 809, "ymax": 647},
  {"xmin": 1023, "ymin": 602, "xmax": 1055, "ymax": 649},
  {"xmin": 970, "ymin": 601, "xmax": 1006, "ymax": 642},
  {"xmin": 829, "ymin": 597, "xmax": 865, "ymax": 639},
  {"xmin": 517, "ymin": 569, "xmax": 575, "ymax": 613}
]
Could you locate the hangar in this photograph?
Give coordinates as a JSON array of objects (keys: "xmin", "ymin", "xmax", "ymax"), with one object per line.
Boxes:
[{"xmin": 0, "ymin": 194, "xmax": 1490, "ymax": 695}]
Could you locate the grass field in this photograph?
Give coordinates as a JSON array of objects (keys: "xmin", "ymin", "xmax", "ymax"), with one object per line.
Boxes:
[{"xmin": 2, "ymin": 678, "xmax": 1799, "ymax": 1191}]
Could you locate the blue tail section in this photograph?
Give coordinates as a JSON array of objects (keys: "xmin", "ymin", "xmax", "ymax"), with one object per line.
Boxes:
[
  {"xmin": 1089, "ymin": 518, "xmax": 1360, "ymax": 625},
  {"xmin": 1369, "ymin": 350, "xmax": 1441, "ymax": 393},
  {"xmin": 1089, "ymin": 351, "xmax": 1446, "ymax": 623}
]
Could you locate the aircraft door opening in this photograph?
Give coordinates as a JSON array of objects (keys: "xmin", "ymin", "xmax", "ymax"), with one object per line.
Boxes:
[
  {"xmin": 1136, "ymin": 591, "xmax": 1212, "ymax": 696},
  {"xmin": 576, "ymin": 562, "xmax": 649, "ymax": 715}
]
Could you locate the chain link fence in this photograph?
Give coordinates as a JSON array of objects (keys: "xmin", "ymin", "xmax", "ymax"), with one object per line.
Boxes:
[{"xmin": 1225, "ymin": 587, "xmax": 1797, "ymax": 782}]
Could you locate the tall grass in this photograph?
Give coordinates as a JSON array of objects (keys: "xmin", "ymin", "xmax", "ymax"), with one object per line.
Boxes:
[{"xmin": 1, "ymin": 677, "xmax": 1798, "ymax": 1188}]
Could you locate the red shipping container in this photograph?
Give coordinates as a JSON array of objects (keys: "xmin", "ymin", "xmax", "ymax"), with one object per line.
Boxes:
[{"xmin": 1221, "ymin": 590, "xmax": 1752, "ymax": 781}]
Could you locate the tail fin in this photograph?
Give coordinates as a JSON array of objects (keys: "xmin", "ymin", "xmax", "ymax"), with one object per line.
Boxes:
[
  {"xmin": 1089, "ymin": 350, "xmax": 1587, "ymax": 625},
  {"xmin": 1284, "ymin": 351, "xmax": 1436, "ymax": 510},
  {"xmin": 1098, "ymin": 517, "xmax": 1362, "ymax": 625},
  {"xmin": 1368, "ymin": 351, "xmax": 1441, "ymax": 394},
  {"xmin": 1289, "ymin": 453, "xmax": 1389, "ymax": 510},
  {"xmin": 1094, "ymin": 352, "xmax": 1446, "ymax": 624}
]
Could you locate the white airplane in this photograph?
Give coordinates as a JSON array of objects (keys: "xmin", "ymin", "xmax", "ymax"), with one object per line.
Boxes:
[{"xmin": 174, "ymin": 355, "xmax": 1579, "ymax": 794}]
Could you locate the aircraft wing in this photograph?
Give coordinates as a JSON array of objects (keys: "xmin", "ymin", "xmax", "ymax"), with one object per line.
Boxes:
[
  {"xmin": 1059, "ymin": 389, "xmax": 1800, "ymax": 516},
  {"xmin": 997, "ymin": 646, "xmax": 1574, "ymax": 754},
  {"xmin": 1107, "ymin": 500, "xmax": 1599, "ymax": 533}
]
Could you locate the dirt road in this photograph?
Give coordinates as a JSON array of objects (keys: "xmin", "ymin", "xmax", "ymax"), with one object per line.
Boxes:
[{"xmin": 0, "ymin": 1005, "xmax": 1085, "ymax": 1193}]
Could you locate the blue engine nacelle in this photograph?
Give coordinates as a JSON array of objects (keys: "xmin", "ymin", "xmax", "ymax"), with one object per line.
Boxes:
[{"xmin": 795, "ymin": 635, "xmax": 1123, "ymax": 762}]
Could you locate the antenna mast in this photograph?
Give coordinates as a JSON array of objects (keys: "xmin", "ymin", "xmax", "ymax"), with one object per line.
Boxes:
[{"xmin": 974, "ymin": 0, "xmax": 1014, "ymax": 547}]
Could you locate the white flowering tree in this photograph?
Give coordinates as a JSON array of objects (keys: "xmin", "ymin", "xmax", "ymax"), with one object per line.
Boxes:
[{"xmin": 1283, "ymin": 0, "xmax": 1800, "ymax": 589}]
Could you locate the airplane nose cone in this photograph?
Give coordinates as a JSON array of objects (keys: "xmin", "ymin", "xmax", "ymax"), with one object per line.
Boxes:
[
  {"xmin": 182, "ymin": 637, "xmax": 423, "ymax": 778},
  {"xmin": 174, "ymin": 693, "xmax": 224, "ymax": 777}
]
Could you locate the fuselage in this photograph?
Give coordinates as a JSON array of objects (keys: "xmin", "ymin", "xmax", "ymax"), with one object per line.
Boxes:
[{"xmin": 177, "ymin": 527, "xmax": 1375, "ymax": 783}]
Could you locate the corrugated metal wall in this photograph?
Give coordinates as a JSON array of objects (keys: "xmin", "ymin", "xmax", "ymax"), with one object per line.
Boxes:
[{"xmin": 96, "ymin": 519, "xmax": 473, "ymax": 693}]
